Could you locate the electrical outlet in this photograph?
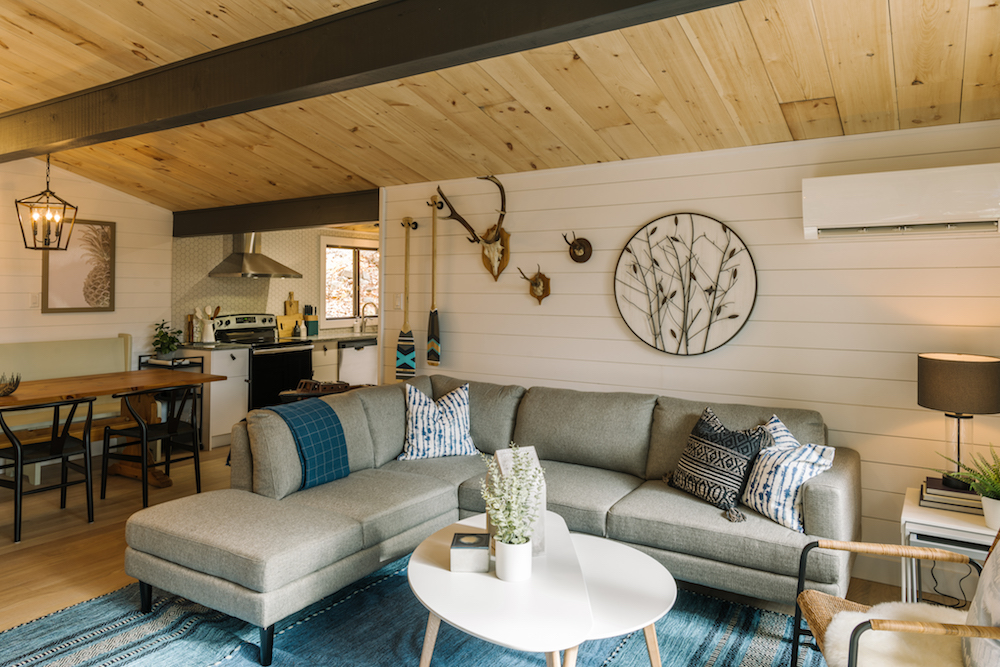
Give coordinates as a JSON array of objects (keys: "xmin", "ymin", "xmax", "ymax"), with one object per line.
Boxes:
[{"xmin": 29, "ymin": 292, "xmax": 40, "ymax": 309}]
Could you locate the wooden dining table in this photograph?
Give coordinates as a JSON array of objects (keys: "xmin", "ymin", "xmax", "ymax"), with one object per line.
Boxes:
[{"xmin": 0, "ymin": 368, "xmax": 226, "ymax": 487}]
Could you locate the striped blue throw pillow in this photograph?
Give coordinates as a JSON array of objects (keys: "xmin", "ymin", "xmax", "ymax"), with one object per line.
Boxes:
[
  {"xmin": 740, "ymin": 415, "xmax": 835, "ymax": 532},
  {"xmin": 398, "ymin": 383, "xmax": 478, "ymax": 460}
]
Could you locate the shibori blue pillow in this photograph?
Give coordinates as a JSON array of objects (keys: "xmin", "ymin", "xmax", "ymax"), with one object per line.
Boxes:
[
  {"xmin": 740, "ymin": 415, "xmax": 836, "ymax": 532},
  {"xmin": 398, "ymin": 383, "xmax": 478, "ymax": 460}
]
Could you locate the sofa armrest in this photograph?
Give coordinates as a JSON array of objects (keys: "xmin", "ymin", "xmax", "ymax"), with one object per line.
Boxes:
[
  {"xmin": 230, "ymin": 421, "xmax": 253, "ymax": 492},
  {"xmin": 800, "ymin": 446, "xmax": 861, "ymax": 542}
]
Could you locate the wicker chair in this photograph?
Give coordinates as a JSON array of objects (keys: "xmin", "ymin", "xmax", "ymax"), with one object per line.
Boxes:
[{"xmin": 790, "ymin": 531, "xmax": 1000, "ymax": 667}]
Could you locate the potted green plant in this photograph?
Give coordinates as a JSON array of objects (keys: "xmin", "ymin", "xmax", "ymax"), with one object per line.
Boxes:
[
  {"xmin": 939, "ymin": 447, "xmax": 1000, "ymax": 529},
  {"xmin": 481, "ymin": 444, "xmax": 545, "ymax": 581},
  {"xmin": 152, "ymin": 320, "xmax": 183, "ymax": 360}
]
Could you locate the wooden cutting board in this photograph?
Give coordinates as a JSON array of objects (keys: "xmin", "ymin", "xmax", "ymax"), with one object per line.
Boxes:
[
  {"xmin": 277, "ymin": 314, "xmax": 303, "ymax": 337},
  {"xmin": 284, "ymin": 291, "xmax": 299, "ymax": 315}
]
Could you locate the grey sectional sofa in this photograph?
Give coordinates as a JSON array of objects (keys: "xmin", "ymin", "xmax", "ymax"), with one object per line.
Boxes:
[{"xmin": 124, "ymin": 374, "xmax": 861, "ymax": 665}]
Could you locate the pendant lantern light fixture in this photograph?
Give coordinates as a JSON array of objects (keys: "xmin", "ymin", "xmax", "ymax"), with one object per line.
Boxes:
[{"xmin": 14, "ymin": 155, "xmax": 79, "ymax": 250}]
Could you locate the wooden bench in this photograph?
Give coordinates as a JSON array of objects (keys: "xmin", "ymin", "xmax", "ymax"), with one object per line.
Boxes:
[{"xmin": 0, "ymin": 334, "xmax": 157, "ymax": 484}]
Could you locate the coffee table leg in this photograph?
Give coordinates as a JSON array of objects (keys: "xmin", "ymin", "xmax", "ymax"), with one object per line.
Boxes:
[
  {"xmin": 643, "ymin": 624, "xmax": 661, "ymax": 667},
  {"xmin": 546, "ymin": 652, "xmax": 560, "ymax": 667},
  {"xmin": 419, "ymin": 612, "xmax": 441, "ymax": 667},
  {"xmin": 562, "ymin": 646, "xmax": 579, "ymax": 667}
]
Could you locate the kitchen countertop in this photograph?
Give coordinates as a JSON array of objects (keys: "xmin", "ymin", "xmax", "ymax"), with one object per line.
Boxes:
[
  {"xmin": 282, "ymin": 331, "xmax": 378, "ymax": 344},
  {"xmin": 180, "ymin": 331, "xmax": 377, "ymax": 350},
  {"xmin": 181, "ymin": 342, "xmax": 250, "ymax": 350}
]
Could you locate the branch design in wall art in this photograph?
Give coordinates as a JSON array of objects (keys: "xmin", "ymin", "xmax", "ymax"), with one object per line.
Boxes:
[
  {"xmin": 614, "ymin": 213, "xmax": 756, "ymax": 355},
  {"xmin": 42, "ymin": 220, "xmax": 116, "ymax": 313}
]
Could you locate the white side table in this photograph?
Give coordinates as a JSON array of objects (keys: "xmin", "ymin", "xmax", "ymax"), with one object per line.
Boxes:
[{"xmin": 899, "ymin": 487, "xmax": 995, "ymax": 602}]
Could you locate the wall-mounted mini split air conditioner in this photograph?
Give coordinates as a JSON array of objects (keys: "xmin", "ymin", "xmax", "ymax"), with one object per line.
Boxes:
[{"xmin": 802, "ymin": 163, "xmax": 1000, "ymax": 239}]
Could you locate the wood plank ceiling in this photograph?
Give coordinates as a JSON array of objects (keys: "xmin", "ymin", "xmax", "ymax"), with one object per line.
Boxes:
[{"xmin": 2, "ymin": 0, "xmax": 998, "ymax": 213}]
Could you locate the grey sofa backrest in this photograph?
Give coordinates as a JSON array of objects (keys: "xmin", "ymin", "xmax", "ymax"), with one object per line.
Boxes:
[
  {"xmin": 512, "ymin": 386, "xmax": 657, "ymax": 478},
  {"xmin": 243, "ymin": 391, "xmax": 377, "ymax": 499},
  {"xmin": 355, "ymin": 376, "xmax": 432, "ymax": 467},
  {"xmin": 430, "ymin": 375, "xmax": 525, "ymax": 455},
  {"xmin": 645, "ymin": 394, "xmax": 827, "ymax": 480}
]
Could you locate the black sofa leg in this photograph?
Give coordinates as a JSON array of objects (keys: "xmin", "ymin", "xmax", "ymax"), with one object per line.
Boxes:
[
  {"xmin": 139, "ymin": 582, "xmax": 152, "ymax": 613},
  {"xmin": 260, "ymin": 625, "xmax": 274, "ymax": 666}
]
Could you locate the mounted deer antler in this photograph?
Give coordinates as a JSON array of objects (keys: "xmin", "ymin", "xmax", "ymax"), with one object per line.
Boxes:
[
  {"xmin": 562, "ymin": 232, "xmax": 592, "ymax": 263},
  {"xmin": 435, "ymin": 186, "xmax": 479, "ymax": 244},
  {"xmin": 518, "ymin": 264, "xmax": 550, "ymax": 304},
  {"xmin": 437, "ymin": 175, "xmax": 509, "ymax": 280}
]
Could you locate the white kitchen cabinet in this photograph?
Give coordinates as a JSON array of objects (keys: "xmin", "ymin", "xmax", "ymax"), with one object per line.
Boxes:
[
  {"xmin": 177, "ymin": 346, "xmax": 250, "ymax": 449},
  {"xmin": 312, "ymin": 343, "xmax": 339, "ymax": 382}
]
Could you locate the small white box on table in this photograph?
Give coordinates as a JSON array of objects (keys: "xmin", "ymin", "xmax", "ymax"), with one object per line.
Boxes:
[{"xmin": 449, "ymin": 532, "xmax": 490, "ymax": 572}]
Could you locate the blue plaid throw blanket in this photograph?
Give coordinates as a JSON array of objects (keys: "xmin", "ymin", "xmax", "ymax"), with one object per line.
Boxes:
[{"xmin": 269, "ymin": 398, "xmax": 349, "ymax": 490}]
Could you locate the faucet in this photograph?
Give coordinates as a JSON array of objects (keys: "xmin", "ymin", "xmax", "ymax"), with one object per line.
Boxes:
[{"xmin": 360, "ymin": 302, "xmax": 378, "ymax": 334}]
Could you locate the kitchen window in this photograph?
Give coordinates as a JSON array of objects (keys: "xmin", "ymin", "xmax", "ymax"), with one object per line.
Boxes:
[{"xmin": 321, "ymin": 236, "xmax": 379, "ymax": 325}]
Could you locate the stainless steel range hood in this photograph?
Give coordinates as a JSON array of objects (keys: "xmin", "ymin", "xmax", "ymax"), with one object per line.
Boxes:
[{"xmin": 209, "ymin": 232, "xmax": 302, "ymax": 278}]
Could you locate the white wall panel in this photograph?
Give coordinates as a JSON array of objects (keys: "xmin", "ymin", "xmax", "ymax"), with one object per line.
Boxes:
[
  {"xmin": 382, "ymin": 118, "xmax": 1000, "ymax": 588},
  {"xmin": 0, "ymin": 158, "xmax": 173, "ymax": 361}
]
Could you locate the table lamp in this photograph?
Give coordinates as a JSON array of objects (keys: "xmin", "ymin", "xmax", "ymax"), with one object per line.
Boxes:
[{"xmin": 917, "ymin": 353, "xmax": 1000, "ymax": 489}]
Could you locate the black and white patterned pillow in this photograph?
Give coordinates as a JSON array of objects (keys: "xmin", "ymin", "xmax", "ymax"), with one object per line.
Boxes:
[{"xmin": 668, "ymin": 407, "xmax": 770, "ymax": 521}]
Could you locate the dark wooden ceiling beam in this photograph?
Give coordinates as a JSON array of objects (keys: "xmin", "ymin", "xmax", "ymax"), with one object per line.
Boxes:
[
  {"xmin": 0, "ymin": 0, "xmax": 736, "ymax": 163},
  {"xmin": 172, "ymin": 190, "xmax": 379, "ymax": 236}
]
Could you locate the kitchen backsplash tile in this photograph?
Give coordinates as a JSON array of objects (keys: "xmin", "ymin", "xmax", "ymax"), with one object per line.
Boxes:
[{"xmin": 172, "ymin": 227, "xmax": 377, "ymax": 337}]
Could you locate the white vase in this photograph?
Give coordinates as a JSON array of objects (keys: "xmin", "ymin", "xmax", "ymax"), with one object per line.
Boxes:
[
  {"xmin": 494, "ymin": 539, "xmax": 532, "ymax": 582},
  {"xmin": 982, "ymin": 496, "xmax": 1000, "ymax": 530}
]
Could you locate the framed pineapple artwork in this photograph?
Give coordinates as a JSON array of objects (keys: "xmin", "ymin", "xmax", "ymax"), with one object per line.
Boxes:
[{"xmin": 42, "ymin": 220, "xmax": 116, "ymax": 313}]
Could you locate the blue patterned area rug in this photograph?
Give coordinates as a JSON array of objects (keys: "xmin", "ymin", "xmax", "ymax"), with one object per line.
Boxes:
[{"xmin": 0, "ymin": 556, "xmax": 825, "ymax": 667}]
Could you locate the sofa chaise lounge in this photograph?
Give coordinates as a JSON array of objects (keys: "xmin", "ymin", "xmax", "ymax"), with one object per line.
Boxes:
[{"xmin": 124, "ymin": 374, "xmax": 861, "ymax": 664}]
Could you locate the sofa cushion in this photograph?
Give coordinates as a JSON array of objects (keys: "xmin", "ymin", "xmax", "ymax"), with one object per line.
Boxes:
[
  {"xmin": 399, "ymin": 383, "xmax": 477, "ymax": 460},
  {"xmin": 245, "ymin": 392, "xmax": 375, "ymax": 499},
  {"xmin": 430, "ymin": 375, "xmax": 525, "ymax": 454},
  {"xmin": 669, "ymin": 408, "xmax": 769, "ymax": 519},
  {"xmin": 542, "ymin": 460, "xmax": 644, "ymax": 536},
  {"xmin": 282, "ymin": 468, "xmax": 455, "ymax": 548},
  {"xmin": 741, "ymin": 415, "xmax": 836, "ymax": 532},
  {"xmin": 512, "ymin": 386, "xmax": 655, "ymax": 478},
  {"xmin": 125, "ymin": 489, "xmax": 363, "ymax": 594},
  {"xmin": 647, "ymin": 394, "xmax": 826, "ymax": 480},
  {"xmin": 355, "ymin": 377, "xmax": 433, "ymax": 467},
  {"xmin": 456, "ymin": 460, "xmax": 642, "ymax": 537},
  {"xmin": 380, "ymin": 453, "xmax": 486, "ymax": 488},
  {"xmin": 607, "ymin": 480, "xmax": 840, "ymax": 583}
]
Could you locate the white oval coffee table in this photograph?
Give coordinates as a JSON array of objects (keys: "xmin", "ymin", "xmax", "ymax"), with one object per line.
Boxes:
[
  {"xmin": 408, "ymin": 512, "xmax": 592, "ymax": 666},
  {"xmin": 408, "ymin": 512, "xmax": 676, "ymax": 667},
  {"xmin": 570, "ymin": 533, "xmax": 677, "ymax": 667}
]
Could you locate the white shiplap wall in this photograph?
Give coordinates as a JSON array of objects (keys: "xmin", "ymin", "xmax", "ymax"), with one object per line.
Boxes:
[
  {"xmin": 381, "ymin": 119, "xmax": 1000, "ymax": 587},
  {"xmin": 0, "ymin": 157, "xmax": 173, "ymax": 360}
]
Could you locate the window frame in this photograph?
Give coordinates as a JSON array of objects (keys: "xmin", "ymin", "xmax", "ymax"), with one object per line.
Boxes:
[{"xmin": 319, "ymin": 235, "xmax": 379, "ymax": 329}]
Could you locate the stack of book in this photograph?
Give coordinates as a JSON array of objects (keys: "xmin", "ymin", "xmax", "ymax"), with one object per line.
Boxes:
[{"xmin": 919, "ymin": 476, "xmax": 984, "ymax": 515}]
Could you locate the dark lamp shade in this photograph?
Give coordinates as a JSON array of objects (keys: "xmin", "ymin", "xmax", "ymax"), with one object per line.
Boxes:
[{"xmin": 917, "ymin": 353, "xmax": 1000, "ymax": 414}]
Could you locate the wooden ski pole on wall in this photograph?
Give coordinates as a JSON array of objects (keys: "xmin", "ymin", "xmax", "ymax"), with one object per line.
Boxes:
[
  {"xmin": 427, "ymin": 195, "xmax": 441, "ymax": 366},
  {"xmin": 396, "ymin": 217, "xmax": 417, "ymax": 380}
]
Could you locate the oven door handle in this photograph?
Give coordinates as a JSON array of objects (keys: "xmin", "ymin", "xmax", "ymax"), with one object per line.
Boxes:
[{"xmin": 253, "ymin": 344, "xmax": 315, "ymax": 355}]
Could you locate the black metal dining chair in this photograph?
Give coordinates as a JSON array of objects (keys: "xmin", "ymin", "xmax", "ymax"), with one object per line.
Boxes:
[
  {"xmin": 0, "ymin": 396, "xmax": 96, "ymax": 543},
  {"xmin": 101, "ymin": 385, "xmax": 202, "ymax": 508}
]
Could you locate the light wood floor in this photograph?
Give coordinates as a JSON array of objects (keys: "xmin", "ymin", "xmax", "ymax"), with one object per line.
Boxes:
[
  {"xmin": 0, "ymin": 447, "xmax": 231, "ymax": 631},
  {"xmin": 0, "ymin": 449, "xmax": 920, "ymax": 632}
]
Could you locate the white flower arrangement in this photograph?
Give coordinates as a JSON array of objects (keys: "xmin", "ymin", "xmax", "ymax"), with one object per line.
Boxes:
[{"xmin": 481, "ymin": 444, "xmax": 545, "ymax": 545}]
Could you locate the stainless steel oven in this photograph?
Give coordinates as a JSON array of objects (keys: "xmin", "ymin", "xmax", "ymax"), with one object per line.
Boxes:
[{"xmin": 213, "ymin": 314, "xmax": 314, "ymax": 409}]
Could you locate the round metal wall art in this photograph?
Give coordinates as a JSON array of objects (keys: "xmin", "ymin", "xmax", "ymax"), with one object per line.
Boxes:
[{"xmin": 613, "ymin": 212, "xmax": 757, "ymax": 356}]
